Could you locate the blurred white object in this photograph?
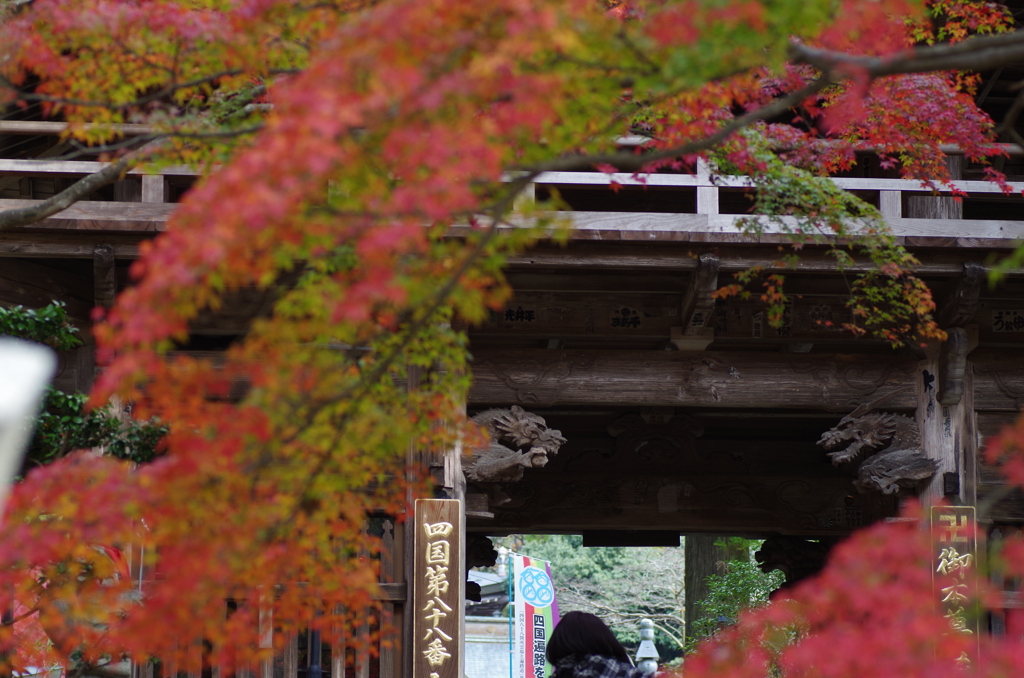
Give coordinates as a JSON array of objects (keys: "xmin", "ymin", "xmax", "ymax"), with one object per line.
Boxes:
[{"xmin": 0, "ymin": 337, "xmax": 56, "ymax": 512}]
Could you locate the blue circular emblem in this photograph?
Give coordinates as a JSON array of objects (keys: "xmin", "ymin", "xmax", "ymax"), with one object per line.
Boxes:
[{"xmin": 518, "ymin": 566, "xmax": 554, "ymax": 607}]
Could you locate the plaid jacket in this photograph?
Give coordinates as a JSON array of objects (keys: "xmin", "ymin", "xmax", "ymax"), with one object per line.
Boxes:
[{"xmin": 552, "ymin": 654, "xmax": 648, "ymax": 678}]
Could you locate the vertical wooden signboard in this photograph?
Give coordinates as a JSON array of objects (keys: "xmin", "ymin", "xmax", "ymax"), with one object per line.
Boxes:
[
  {"xmin": 931, "ymin": 505, "xmax": 980, "ymax": 645},
  {"xmin": 413, "ymin": 499, "xmax": 463, "ymax": 678}
]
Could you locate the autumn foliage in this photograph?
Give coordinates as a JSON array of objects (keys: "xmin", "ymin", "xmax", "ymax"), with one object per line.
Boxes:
[{"xmin": 1, "ymin": 0, "xmax": 1024, "ymax": 674}]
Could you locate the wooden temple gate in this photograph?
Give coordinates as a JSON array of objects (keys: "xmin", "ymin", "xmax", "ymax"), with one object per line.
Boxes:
[{"xmin": 3, "ymin": 134, "xmax": 1024, "ymax": 674}]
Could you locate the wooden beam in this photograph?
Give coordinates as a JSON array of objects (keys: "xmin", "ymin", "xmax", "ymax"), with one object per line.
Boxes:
[
  {"xmin": 539, "ymin": 211, "xmax": 1024, "ymax": 242},
  {"xmin": 0, "ymin": 199, "xmax": 173, "ymax": 231},
  {"xmin": 474, "ymin": 290, "xmax": 680, "ymax": 340},
  {"xmin": 0, "ymin": 158, "xmax": 197, "ymax": 175},
  {"xmin": 531, "ymin": 169, "xmax": 1024, "ymax": 193},
  {"xmin": 505, "ymin": 243, "xmax": 1022, "ymax": 274},
  {"xmin": 474, "ymin": 289, "xmax": 1024, "ymax": 346},
  {"xmin": 0, "ymin": 190, "xmax": 1022, "ymax": 244},
  {"xmin": 0, "ymin": 120, "xmax": 157, "ymax": 136},
  {"xmin": 469, "ymin": 348, "xmax": 1024, "ymax": 410},
  {"xmin": 505, "ymin": 272, "xmax": 689, "ymax": 292},
  {"xmin": 481, "ymin": 471, "xmax": 892, "ymax": 535},
  {"xmin": 0, "ymin": 236, "xmax": 141, "ymax": 258},
  {"xmin": 468, "ymin": 349, "xmax": 919, "ymax": 409}
]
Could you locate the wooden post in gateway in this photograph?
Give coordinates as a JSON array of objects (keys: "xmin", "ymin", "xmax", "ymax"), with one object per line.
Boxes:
[
  {"xmin": 917, "ymin": 337, "xmax": 978, "ymax": 508},
  {"xmin": 412, "ymin": 499, "xmax": 463, "ymax": 678}
]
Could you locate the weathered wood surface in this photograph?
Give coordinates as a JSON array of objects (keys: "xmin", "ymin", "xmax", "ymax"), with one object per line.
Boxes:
[
  {"xmin": 937, "ymin": 262, "xmax": 985, "ymax": 328},
  {"xmin": 0, "ymin": 157, "xmax": 194, "ymax": 174},
  {"xmin": 672, "ymin": 253, "xmax": 718, "ymax": 350},
  {"xmin": 977, "ymin": 411, "xmax": 1023, "ymax": 520},
  {"xmin": 905, "ymin": 156, "xmax": 963, "ymax": 220},
  {"xmin": 505, "ymin": 243, "xmax": 1021, "ymax": 273},
  {"xmin": 142, "ymin": 175, "xmax": 167, "ymax": 203},
  {"xmin": 547, "ymin": 436, "xmax": 842, "ymax": 478},
  {"xmin": 919, "ymin": 355, "xmax": 977, "ymax": 506},
  {"xmin": 469, "ymin": 349, "xmax": 918, "ymax": 409},
  {"xmin": 532, "ymin": 169, "xmax": 1024, "ymax": 194},
  {"xmin": 497, "ymin": 211, "xmax": 1024, "ymax": 244},
  {"xmin": 0, "ymin": 198, "xmax": 173, "ymax": 231},
  {"xmin": 94, "ymin": 244, "xmax": 117, "ymax": 310},
  {"xmin": 476, "ymin": 291, "xmax": 681, "ymax": 339},
  {"xmin": 0, "ymin": 121, "xmax": 158, "ymax": 137},
  {"xmin": 0, "ymin": 233, "xmax": 143, "ymax": 258},
  {"xmin": 485, "ymin": 471, "xmax": 890, "ymax": 535},
  {"xmin": 0, "ymin": 258, "xmax": 93, "ymax": 321},
  {"xmin": 469, "ymin": 349, "xmax": 1024, "ymax": 410},
  {"xmin": 475, "ymin": 291, "xmax": 868, "ymax": 342},
  {"xmin": 1, "ymin": 191, "xmax": 1022, "ymax": 244},
  {"xmin": 973, "ymin": 349, "xmax": 1024, "ymax": 411}
]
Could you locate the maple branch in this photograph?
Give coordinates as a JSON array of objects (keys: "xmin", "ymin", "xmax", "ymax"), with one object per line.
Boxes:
[
  {"xmin": 0, "ymin": 69, "xmax": 295, "ymax": 110},
  {"xmin": 56, "ymin": 125, "xmax": 261, "ymax": 159},
  {"xmin": 271, "ymin": 175, "xmax": 535, "ymax": 529},
  {"xmin": 5, "ymin": 604, "xmax": 39, "ymax": 625},
  {"xmin": 789, "ymin": 28, "xmax": 1024, "ymax": 78},
  {"xmin": 523, "ymin": 77, "xmax": 830, "ymax": 173}
]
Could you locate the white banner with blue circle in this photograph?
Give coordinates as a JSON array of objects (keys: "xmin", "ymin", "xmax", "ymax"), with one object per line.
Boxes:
[{"xmin": 510, "ymin": 554, "xmax": 559, "ymax": 678}]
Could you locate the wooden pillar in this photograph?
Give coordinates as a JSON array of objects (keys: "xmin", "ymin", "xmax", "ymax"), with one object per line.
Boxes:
[
  {"xmin": 917, "ymin": 336, "xmax": 978, "ymax": 507},
  {"xmin": 141, "ymin": 175, "xmax": 167, "ymax": 203},
  {"xmin": 696, "ymin": 159, "xmax": 719, "ymax": 216}
]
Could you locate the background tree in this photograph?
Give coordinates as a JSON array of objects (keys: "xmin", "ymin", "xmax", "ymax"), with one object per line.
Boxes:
[
  {"xmin": 682, "ymin": 539, "xmax": 783, "ymax": 656},
  {"xmin": 514, "ymin": 535, "xmax": 780, "ymax": 662},
  {"xmin": 516, "ymin": 535, "xmax": 686, "ymax": 658},
  {"xmin": 1, "ymin": 0, "xmax": 1024, "ymax": 674}
]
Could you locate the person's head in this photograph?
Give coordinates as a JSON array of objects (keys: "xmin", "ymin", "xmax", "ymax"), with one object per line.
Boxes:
[{"xmin": 546, "ymin": 611, "xmax": 630, "ymax": 664}]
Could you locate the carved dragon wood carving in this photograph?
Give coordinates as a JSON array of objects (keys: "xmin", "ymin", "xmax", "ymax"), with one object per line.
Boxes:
[
  {"xmin": 818, "ymin": 391, "xmax": 937, "ymax": 495},
  {"xmin": 465, "ymin": 405, "xmax": 566, "ymax": 506}
]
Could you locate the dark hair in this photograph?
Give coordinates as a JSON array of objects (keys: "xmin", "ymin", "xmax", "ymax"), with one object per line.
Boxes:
[{"xmin": 546, "ymin": 611, "xmax": 630, "ymax": 664}]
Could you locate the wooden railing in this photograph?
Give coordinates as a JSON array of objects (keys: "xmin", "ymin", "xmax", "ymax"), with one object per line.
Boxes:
[{"xmin": 1, "ymin": 159, "xmax": 1023, "ymax": 247}]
